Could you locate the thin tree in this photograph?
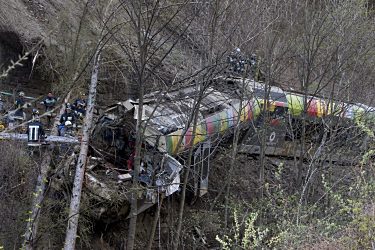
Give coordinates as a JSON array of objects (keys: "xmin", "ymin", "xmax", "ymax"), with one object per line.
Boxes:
[
  {"xmin": 100, "ymin": 1, "xmax": 196, "ymax": 248},
  {"xmin": 22, "ymin": 2, "xmax": 103, "ymax": 246},
  {"xmin": 64, "ymin": 48, "xmax": 101, "ymax": 250},
  {"xmin": 23, "ymin": 91, "xmax": 72, "ymax": 250},
  {"xmin": 292, "ymin": 0, "xmax": 375, "ymax": 224},
  {"xmin": 172, "ymin": 75, "xmax": 214, "ymax": 249}
]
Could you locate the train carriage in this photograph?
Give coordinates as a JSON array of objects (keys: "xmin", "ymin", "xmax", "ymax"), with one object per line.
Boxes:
[
  {"xmin": 92, "ymin": 82, "xmax": 262, "ymax": 196},
  {"xmin": 92, "ymin": 75, "xmax": 375, "ymax": 198}
]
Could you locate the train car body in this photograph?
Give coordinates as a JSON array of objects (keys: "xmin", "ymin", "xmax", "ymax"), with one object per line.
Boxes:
[
  {"xmin": 92, "ymin": 76, "xmax": 375, "ymax": 198},
  {"xmin": 239, "ymin": 78, "xmax": 375, "ymax": 158},
  {"xmin": 92, "ymin": 78, "xmax": 265, "ymax": 196}
]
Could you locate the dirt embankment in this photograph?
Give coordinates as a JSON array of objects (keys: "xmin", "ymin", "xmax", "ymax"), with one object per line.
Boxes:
[{"xmin": 0, "ymin": 0, "xmax": 61, "ymax": 97}]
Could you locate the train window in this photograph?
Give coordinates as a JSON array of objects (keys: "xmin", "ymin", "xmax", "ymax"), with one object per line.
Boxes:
[
  {"xmin": 200, "ymin": 104, "xmax": 225, "ymax": 117},
  {"xmin": 171, "ymin": 115, "xmax": 185, "ymax": 128},
  {"xmin": 254, "ymin": 88, "xmax": 265, "ymax": 99},
  {"xmin": 272, "ymin": 92, "xmax": 288, "ymax": 103},
  {"xmin": 254, "ymin": 88, "xmax": 287, "ymax": 103}
]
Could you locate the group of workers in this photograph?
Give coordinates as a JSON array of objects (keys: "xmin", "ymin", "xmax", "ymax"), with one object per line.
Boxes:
[
  {"xmin": 227, "ymin": 48, "xmax": 248, "ymax": 74},
  {"xmin": 0, "ymin": 91, "xmax": 87, "ymax": 145},
  {"xmin": 227, "ymin": 48, "xmax": 261, "ymax": 80}
]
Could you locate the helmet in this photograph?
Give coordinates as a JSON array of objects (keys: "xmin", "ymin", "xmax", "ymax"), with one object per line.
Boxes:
[
  {"xmin": 66, "ymin": 103, "xmax": 72, "ymax": 110},
  {"xmin": 236, "ymin": 48, "xmax": 241, "ymax": 53},
  {"xmin": 65, "ymin": 121, "xmax": 72, "ymax": 127},
  {"xmin": 32, "ymin": 108, "xmax": 39, "ymax": 114},
  {"xmin": 19, "ymin": 91, "xmax": 25, "ymax": 97}
]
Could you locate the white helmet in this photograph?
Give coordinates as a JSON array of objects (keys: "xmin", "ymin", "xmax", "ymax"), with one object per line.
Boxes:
[
  {"xmin": 65, "ymin": 121, "xmax": 72, "ymax": 127},
  {"xmin": 19, "ymin": 91, "xmax": 25, "ymax": 97}
]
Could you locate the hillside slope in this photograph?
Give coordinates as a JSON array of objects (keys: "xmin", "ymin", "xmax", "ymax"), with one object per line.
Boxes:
[{"xmin": 1, "ymin": 1, "xmax": 375, "ymax": 249}]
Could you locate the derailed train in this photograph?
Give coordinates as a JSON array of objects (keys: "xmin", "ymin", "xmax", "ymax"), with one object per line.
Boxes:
[{"xmin": 92, "ymin": 76, "xmax": 375, "ymax": 197}]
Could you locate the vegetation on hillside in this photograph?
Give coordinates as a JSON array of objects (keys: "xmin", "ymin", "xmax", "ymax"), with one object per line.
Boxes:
[{"xmin": 0, "ymin": 0, "xmax": 375, "ymax": 249}]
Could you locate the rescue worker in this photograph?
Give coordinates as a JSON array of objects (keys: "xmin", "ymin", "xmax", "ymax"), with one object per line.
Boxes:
[
  {"xmin": 14, "ymin": 91, "xmax": 29, "ymax": 132},
  {"xmin": 61, "ymin": 120, "xmax": 74, "ymax": 136},
  {"xmin": 42, "ymin": 92, "xmax": 57, "ymax": 111},
  {"xmin": 73, "ymin": 96, "xmax": 86, "ymax": 110},
  {"xmin": 60, "ymin": 104, "xmax": 76, "ymax": 124},
  {"xmin": 15, "ymin": 91, "xmax": 25, "ymax": 108},
  {"xmin": 27, "ymin": 116, "xmax": 45, "ymax": 146},
  {"xmin": 72, "ymin": 94, "xmax": 86, "ymax": 118},
  {"xmin": 59, "ymin": 104, "xmax": 76, "ymax": 136},
  {"xmin": 31, "ymin": 108, "xmax": 40, "ymax": 120},
  {"xmin": 14, "ymin": 91, "xmax": 27, "ymax": 120},
  {"xmin": 6, "ymin": 110, "xmax": 16, "ymax": 129},
  {"xmin": 42, "ymin": 92, "xmax": 57, "ymax": 127},
  {"xmin": 74, "ymin": 101, "xmax": 86, "ymax": 118},
  {"xmin": 227, "ymin": 48, "xmax": 244, "ymax": 73},
  {"xmin": 0, "ymin": 95, "xmax": 4, "ymax": 114}
]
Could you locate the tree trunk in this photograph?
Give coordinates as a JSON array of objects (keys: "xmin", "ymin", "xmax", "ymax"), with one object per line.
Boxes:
[
  {"xmin": 126, "ymin": 26, "xmax": 146, "ymax": 250},
  {"xmin": 126, "ymin": 88, "xmax": 144, "ymax": 250},
  {"xmin": 23, "ymin": 90, "xmax": 72, "ymax": 250},
  {"xmin": 224, "ymin": 75, "xmax": 247, "ymax": 227},
  {"xmin": 63, "ymin": 51, "xmax": 100, "ymax": 250},
  {"xmin": 173, "ymin": 103, "xmax": 201, "ymax": 250},
  {"xmin": 146, "ymin": 194, "xmax": 164, "ymax": 250}
]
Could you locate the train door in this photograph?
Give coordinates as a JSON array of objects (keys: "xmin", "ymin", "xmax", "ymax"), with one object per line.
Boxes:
[
  {"xmin": 240, "ymin": 122, "xmax": 286, "ymax": 154},
  {"xmin": 240, "ymin": 84, "xmax": 288, "ymax": 154}
]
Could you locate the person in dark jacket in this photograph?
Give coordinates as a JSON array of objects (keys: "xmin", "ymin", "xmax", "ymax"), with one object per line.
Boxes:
[
  {"xmin": 42, "ymin": 92, "xmax": 57, "ymax": 126},
  {"xmin": 14, "ymin": 91, "xmax": 26, "ymax": 120},
  {"xmin": 59, "ymin": 104, "xmax": 76, "ymax": 136},
  {"xmin": 42, "ymin": 92, "xmax": 57, "ymax": 111},
  {"xmin": 31, "ymin": 108, "xmax": 40, "ymax": 120},
  {"xmin": 59, "ymin": 104, "xmax": 76, "ymax": 124},
  {"xmin": 72, "ymin": 95, "xmax": 86, "ymax": 119},
  {"xmin": 74, "ymin": 101, "xmax": 86, "ymax": 118},
  {"xmin": 27, "ymin": 117, "xmax": 45, "ymax": 145},
  {"xmin": 0, "ymin": 95, "xmax": 4, "ymax": 114},
  {"xmin": 15, "ymin": 91, "xmax": 25, "ymax": 109}
]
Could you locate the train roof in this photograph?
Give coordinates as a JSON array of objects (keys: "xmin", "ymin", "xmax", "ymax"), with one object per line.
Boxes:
[
  {"xmin": 104, "ymin": 86, "xmax": 238, "ymax": 136},
  {"xmin": 102, "ymin": 76, "xmax": 375, "ymax": 137}
]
